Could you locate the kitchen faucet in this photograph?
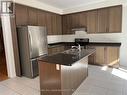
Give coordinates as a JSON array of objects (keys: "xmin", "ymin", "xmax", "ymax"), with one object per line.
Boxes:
[{"xmin": 71, "ymin": 43, "xmax": 81, "ymax": 52}]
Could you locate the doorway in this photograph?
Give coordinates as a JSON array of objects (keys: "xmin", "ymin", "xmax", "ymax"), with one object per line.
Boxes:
[{"xmin": 0, "ymin": 18, "xmax": 8, "ymax": 81}]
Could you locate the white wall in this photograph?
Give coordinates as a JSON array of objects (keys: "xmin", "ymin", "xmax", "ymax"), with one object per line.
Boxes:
[{"xmin": 1, "ymin": 15, "xmax": 16, "ymax": 78}]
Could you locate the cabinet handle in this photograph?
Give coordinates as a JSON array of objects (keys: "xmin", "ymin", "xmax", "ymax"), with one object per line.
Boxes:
[{"xmin": 56, "ymin": 64, "xmax": 60, "ymax": 70}]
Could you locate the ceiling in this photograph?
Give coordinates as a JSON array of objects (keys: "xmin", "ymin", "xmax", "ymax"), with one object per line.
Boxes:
[{"xmin": 37, "ymin": 0, "xmax": 108, "ymax": 9}]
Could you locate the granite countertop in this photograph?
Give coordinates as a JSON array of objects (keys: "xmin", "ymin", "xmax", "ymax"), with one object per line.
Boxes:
[
  {"xmin": 48, "ymin": 42, "xmax": 121, "ymax": 47},
  {"xmin": 38, "ymin": 49, "xmax": 95, "ymax": 66}
]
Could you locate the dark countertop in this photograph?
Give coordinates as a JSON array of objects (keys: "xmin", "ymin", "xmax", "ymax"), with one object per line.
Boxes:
[
  {"xmin": 38, "ymin": 49, "xmax": 95, "ymax": 66},
  {"xmin": 48, "ymin": 42, "xmax": 121, "ymax": 47}
]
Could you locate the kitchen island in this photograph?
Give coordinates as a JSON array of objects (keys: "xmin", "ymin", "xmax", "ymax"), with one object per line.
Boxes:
[{"xmin": 38, "ymin": 49, "xmax": 95, "ymax": 95}]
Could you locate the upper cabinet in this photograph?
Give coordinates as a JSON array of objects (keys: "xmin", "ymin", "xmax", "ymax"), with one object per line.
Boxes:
[
  {"xmin": 28, "ymin": 7, "xmax": 38, "ymax": 25},
  {"xmin": 62, "ymin": 12, "xmax": 87, "ymax": 34},
  {"xmin": 46, "ymin": 12, "xmax": 53, "ymax": 35},
  {"xmin": 79, "ymin": 12, "xmax": 87, "ymax": 28},
  {"xmin": 45, "ymin": 12, "xmax": 62, "ymax": 35},
  {"xmin": 97, "ymin": 8, "xmax": 109, "ymax": 33},
  {"xmin": 87, "ymin": 10, "xmax": 98, "ymax": 33},
  {"xmin": 15, "ymin": 4, "xmax": 122, "ymax": 35},
  {"xmin": 71, "ymin": 12, "xmax": 87, "ymax": 28},
  {"xmin": 62, "ymin": 15, "xmax": 73, "ymax": 34},
  {"xmin": 63, "ymin": 5, "xmax": 122, "ymax": 34},
  {"xmin": 87, "ymin": 5, "xmax": 122, "ymax": 34},
  {"xmin": 15, "ymin": 4, "xmax": 62, "ymax": 35},
  {"xmin": 51, "ymin": 13, "xmax": 62, "ymax": 35},
  {"xmin": 15, "ymin": 4, "xmax": 28, "ymax": 25},
  {"xmin": 56, "ymin": 15, "xmax": 62, "ymax": 35},
  {"xmin": 108, "ymin": 6, "xmax": 122, "ymax": 33},
  {"xmin": 37, "ymin": 10, "xmax": 46, "ymax": 26}
]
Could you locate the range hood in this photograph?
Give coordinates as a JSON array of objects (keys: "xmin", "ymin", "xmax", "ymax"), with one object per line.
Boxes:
[{"xmin": 71, "ymin": 27, "xmax": 87, "ymax": 32}]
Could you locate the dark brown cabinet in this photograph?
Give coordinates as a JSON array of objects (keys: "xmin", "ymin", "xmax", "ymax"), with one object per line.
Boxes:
[
  {"xmin": 109, "ymin": 6, "xmax": 122, "ymax": 33},
  {"xmin": 71, "ymin": 12, "xmax": 87, "ymax": 28},
  {"xmin": 52, "ymin": 13, "xmax": 57, "ymax": 35},
  {"xmin": 87, "ymin": 10, "xmax": 98, "ymax": 33},
  {"xmin": 15, "ymin": 4, "xmax": 122, "ymax": 35},
  {"xmin": 71, "ymin": 13, "xmax": 80, "ymax": 28},
  {"xmin": 15, "ymin": 4, "xmax": 28, "ymax": 25},
  {"xmin": 46, "ymin": 12, "xmax": 62, "ymax": 35},
  {"xmin": 62, "ymin": 15, "xmax": 73, "ymax": 34},
  {"xmin": 97, "ymin": 8, "xmax": 109, "ymax": 33},
  {"xmin": 87, "ymin": 5, "xmax": 122, "ymax": 34},
  {"xmin": 51, "ymin": 14, "xmax": 62, "ymax": 35},
  {"xmin": 37, "ymin": 10, "xmax": 46, "ymax": 26},
  {"xmin": 15, "ymin": 3, "xmax": 62, "ymax": 35},
  {"xmin": 56, "ymin": 15, "xmax": 62, "ymax": 35},
  {"xmin": 39, "ymin": 56, "xmax": 88, "ymax": 95},
  {"xmin": 88, "ymin": 46, "xmax": 120, "ymax": 67},
  {"xmin": 79, "ymin": 12, "xmax": 87, "ymax": 28},
  {"xmin": 28, "ymin": 7, "xmax": 38, "ymax": 25},
  {"xmin": 62, "ymin": 5, "xmax": 122, "ymax": 34},
  {"xmin": 62, "ymin": 12, "xmax": 87, "ymax": 34},
  {"xmin": 106, "ymin": 47, "xmax": 120, "ymax": 67},
  {"xmin": 48, "ymin": 45, "xmax": 65, "ymax": 55},
  {"xmin": 46, "ymin": 12, "xmax": 53, "ymax": 35}
]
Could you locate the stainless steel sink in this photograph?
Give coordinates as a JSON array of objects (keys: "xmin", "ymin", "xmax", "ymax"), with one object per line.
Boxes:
[{"xmin": 63, "ymin": 48, "xmax": 81, "ymax": 55}]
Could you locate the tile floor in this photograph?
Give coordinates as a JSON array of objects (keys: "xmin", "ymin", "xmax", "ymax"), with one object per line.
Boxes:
[
  {"xmin": 0, "ymin": 65, "xmax": 127, "ymax": 95},
  {"xmin": 73, "ymin": 65, "xmax": 127, "ymax": 95}
]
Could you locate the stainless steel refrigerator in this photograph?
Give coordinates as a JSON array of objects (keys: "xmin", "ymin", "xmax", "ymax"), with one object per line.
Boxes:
[{"xmin": 17, "ymin": 26, "xmax": 48, "ymax": 78}]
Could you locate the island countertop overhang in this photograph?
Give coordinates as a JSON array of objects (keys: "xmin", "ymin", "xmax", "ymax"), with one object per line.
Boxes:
[{"xmin": 38, "ymin": 49, "xmax": 95, "ymax": 66}]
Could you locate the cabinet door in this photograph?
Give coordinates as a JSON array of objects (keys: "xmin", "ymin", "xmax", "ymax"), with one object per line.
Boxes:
[
  {"xmin": 37, "ymin": 10, "xmax": 46, "ymax": 26},
  {"xmin": 71, "ymin": 12, "xmax": 87, "ymax": 28},
  {"xmin": 62, "ymin": 15, "xmax": 73, "ymax": 34},
  {"xmin": 46, "ymin": 12, "xmax": 53, "ymax": 35},
  {"xmin": 15, "ymin": 4, "xmax": 28, "ymax": 25},
  {"xmin": 52, "ymin": 13, "xmax": 57, "ymax": 35},
  {"xmin": 56, "ymin": 15, "xmax": 62, "ymax": 35},
  {"xmin": 71, "ymin": 13, "xmax": 80, "ymax": 28},
  {"xmin": 79, "ymin": 12, "xmax": 87, "ymax": 28},
  {"xmin": 88, "ymin": 53, "xmax": 96, "ymax": 65},
  {"xmin": 95, "ymin": 46, "xmax": 105, "ymax": 65},
  {"xmin": 87, "ymin": 10, "xmax": 98, "ymax": 33},
  {"xmin": 106, "ymin": 47, "xmax": 119, "ymax": 67},
  {"xmin": 97, "ymin": 8, "xmax": 109, "ymax": 33},
  {"xmin": 48, "ymin": 46, "xmax": 65, "ymax": 55},
  {"xmin": 46, "ymin": 13, "xmax": 62, "ymax": 35},
  {"xmin": 109, "ymin": 6, "xmax": 122, "ymax": 33},
  {"xmin": 28, "ymin": 7, "xmax": 38, "ymax": 25},
  {"xmin": 48, "ymin": 47, "xmax": 58, "ymax": 55},
  {"xmin": 39, "ymin": 62, "xmax": 61, "ymax": 95},
  {"xmin": 48, "ymin": 48, "xmax": 53, "ymax": 55},
  {"xmin": 57, "ymin": 46, "xmax": 65, "ymax": 53}
]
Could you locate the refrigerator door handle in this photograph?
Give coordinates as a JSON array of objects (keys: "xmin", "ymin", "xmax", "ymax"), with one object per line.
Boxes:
[{"xmin": 28, "ymin": 32, "xmax": 33, "ymax": 58}]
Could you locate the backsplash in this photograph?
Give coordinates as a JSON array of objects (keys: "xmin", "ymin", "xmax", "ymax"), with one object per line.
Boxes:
[
  {"xmin": 47, "ymin": 31, "xmax": 122, "ymax": 44},
  {"xmin": 62, "ymin": 31, "xmax": 122, "ymax": 43},
  {"xmin": 47, "ymin": 35, "xmax": 63, "ymax": 44}
]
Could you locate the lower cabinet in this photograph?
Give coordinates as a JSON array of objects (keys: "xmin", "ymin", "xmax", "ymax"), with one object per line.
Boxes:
[
  {"xmin": 88, "ymin": 46, "xmax": 120, "ymax": 67},
  {"xmin": 106, "ymin": 47, "xmax": 120, "ymax": 67},
  {"xmin": 48, "ymin": 45, "xmax": 65, "ymax": 55},
  {"xmin": 39, "ymin": 57, "xmax": 88, "ymax": 95}
]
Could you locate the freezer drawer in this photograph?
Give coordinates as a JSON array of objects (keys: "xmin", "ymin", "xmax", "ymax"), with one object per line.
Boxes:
[{"xmin": 31, "ymin": 59, "xmax": 39, "ymax": 78}]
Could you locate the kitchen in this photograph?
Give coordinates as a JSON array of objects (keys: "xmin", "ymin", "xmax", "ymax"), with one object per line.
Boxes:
[{"xmin": 0, "ymin": 0, "xmax": 127, "ymax": 95}]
